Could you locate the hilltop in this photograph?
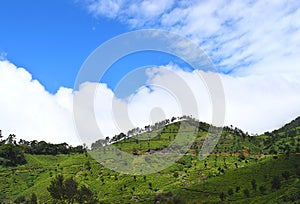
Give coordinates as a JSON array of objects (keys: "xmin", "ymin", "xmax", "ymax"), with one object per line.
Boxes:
[{"xmin": 0, "ymin": 116, "xmax": 300, "ymax": 203}]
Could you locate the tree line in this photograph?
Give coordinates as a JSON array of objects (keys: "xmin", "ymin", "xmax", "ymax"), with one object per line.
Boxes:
[{"xmin": 0, "ymin": 131, "xmax": 86, "ymax": 166}]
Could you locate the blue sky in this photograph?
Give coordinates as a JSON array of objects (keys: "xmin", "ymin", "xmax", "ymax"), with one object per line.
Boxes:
[
  {"xmin": 1, "ymin": 0, "xmax": 300, "ymax": 145},
  {"xmin": 1, "ymin": 0, "xmax": 299, "ymax": 92},
  {"xmin": 0, "ymin": 0, "xmax": 128, "ymax": 92}
]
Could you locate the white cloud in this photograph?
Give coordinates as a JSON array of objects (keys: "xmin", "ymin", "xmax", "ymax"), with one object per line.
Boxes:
[
  {"xmin": 1, "ymin": 60, "xmax": 300, "ymax": 147},
  {"xmin": 0, "ymin": 60, "xmax": 79, "ymax": 146},
  {"xmin": 82, "ymin": 0, "xmax": 300, "ymax": 76},
  {"xmin": 78, "ymin": 0, "xmax": 300, "ymax": 138},
  {"xmin": 86, "ymin": 0, "xmax": 124, "ymax": 18}
]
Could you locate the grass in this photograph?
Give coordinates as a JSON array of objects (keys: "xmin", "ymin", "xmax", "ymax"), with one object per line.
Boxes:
[{"xmin": 1, "ymin": 119, "xmax": 300, "ymax": 203}]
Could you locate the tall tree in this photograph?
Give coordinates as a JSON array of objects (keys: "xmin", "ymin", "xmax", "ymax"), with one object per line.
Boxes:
[
  {"xmin": 63, "ymin": 177, "xmax": 78, "ymax": 203},
  {"xmin": 47, "ymin": 174, "xmax": 64, "ymax": 201},
  {"xmin": 76, "ymin": 185, "xmax": 97, "ymax": 204}
]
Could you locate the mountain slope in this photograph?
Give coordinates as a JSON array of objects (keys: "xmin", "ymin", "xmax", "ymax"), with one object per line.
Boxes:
[{"xmin": 1, "ymin": 117, "xmax": 300, "ymax": 203}]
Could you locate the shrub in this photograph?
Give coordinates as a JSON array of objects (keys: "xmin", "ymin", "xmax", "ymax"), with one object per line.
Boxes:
[
  {"xmin": 228, "ymin": 188, "xmax": 234, "ymax": 196},
  {"xmin": 243, "ymin": 188, "xmax": 250, "ymax": 198}
]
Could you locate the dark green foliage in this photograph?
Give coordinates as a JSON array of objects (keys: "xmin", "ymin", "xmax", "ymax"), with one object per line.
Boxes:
[
  {"xmin": 239, "ymin": 152, "xmax": 246, "ymax": 160},
  {"xmin": 63, "ymin": 177, "xmax": 78, "ymax": 203},
  {"xmin": 47, "ymin": 174, "xmax": 97, "ymax": 203},
  {"xmin": 243, "ymin": 188, "xmax": 250, "ymax": 198},
  {"xmin": 282, "ymin": 170, "xmax": 290, "ymax": 180},
  {"xmin": 228, "ymin": 188, "xmax": 234, "ymax": 196},
  {"xmin": 15, "ymin": 193, "xmax": 38, "ymax": 204},
  {"xmin": 271, "ymin": 176, "xmax": 281, "ymax": 190},
  {"xmin": 0, "ymin": 144, "xmax": 26, "ymax": 166},
  {"xmin": 219, "ymin": 192, "xmax": 226, "ymax": 201},
  {"xmin": 85, "ymin": 161, "xmax": 91, "ymax": 171},
  {"xmin": 251, "ymin": 178, "xmax": 257, "ymax": 191},
  {"xmin": 76, "ymin": 185, "xmax": 97, "ymax": 204},
  {"xmin": 155, "ymin": 192, "xmax": 184, "ymax": 204},
  {"xmin": 14, "ymin": 195, "xmax": 26, "ymax": 204},
  {"xmin": 173, "ymin": 172, "xmax": 179, "ymax": 178},
  {"xmin": 149, "ymin": 182, "xmax": 153, "ymax": 190},
  {"xmin": 29, "ymin": 193, "xmax": 38, "ymax": 204},
  {"xmin": 47, "ymin": 174, "xmax": 64, "ymax": 200},
  {"xmin": 259, "ymin": 185, "xmax": 266, "ymax": 195}
]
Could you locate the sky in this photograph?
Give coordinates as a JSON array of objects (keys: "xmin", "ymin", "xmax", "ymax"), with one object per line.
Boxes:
[{"xmin": 1, "ymin": 0, "xmax": 300, "ymax": 146}]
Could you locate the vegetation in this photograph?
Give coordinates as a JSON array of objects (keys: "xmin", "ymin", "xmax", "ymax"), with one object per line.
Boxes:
[{"xmin": 1, "ymin": 116, "xmax": 300, "ymax": 203}]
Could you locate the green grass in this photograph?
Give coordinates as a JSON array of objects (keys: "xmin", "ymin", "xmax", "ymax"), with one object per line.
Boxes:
[{"xmin": 1, "ymin": 118, "xmax": 300, "ymax": 203}]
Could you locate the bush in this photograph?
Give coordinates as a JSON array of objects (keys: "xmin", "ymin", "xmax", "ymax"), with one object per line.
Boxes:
[
  {"xmin": 219, "ymin": 192, "xmax": 226, "ymax": 201},
  {"xmin": 173, "ymin": 172, "xmax": 179, "ymax": 178},
  {"xmin": 282, "ymin": 171, "xmax": 290, "ymax": 180},
  {"xmin": 243, "ymin": 189, "xmax": 250, "ymax": 198},
  {"xmin": 259, "ymin": 185, "xmax": 266, "ymax": 195},
  {"xmin": 271, "ymin": 176, "xmax": 281, "ymax": 190},
  {"xmin": 228, "ymin": 188, "xmax": 234, "ymax": 196}
]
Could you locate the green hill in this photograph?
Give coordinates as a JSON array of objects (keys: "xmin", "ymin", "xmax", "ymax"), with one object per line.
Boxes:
[{"xmin": 1, "ymin": 117, "xmax": 300, "ymax": 203}]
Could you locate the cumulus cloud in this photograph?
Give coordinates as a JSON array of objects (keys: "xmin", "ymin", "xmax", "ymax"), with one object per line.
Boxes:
[
  {"xmin": 77, "ymin": 0, "xmax": 300, "ymax": 137},
  {"xmin": 0, "ymin": 60, "xmax": 79, "ymax": 145},
  {"xmin": 2, "ymin": 60, "xmax": 300, "ymax": 147},
  {"xmin": 1, "ymin": 1, "xmax": 299, "ymax": 148}
]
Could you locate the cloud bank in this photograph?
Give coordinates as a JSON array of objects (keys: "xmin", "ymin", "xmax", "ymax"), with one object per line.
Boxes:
[
  {"xmin": 1, "ymin": 1, "xmax": 300, "ymax": 145},
  {"xmin": 1, "ymin": 60, "xmax": 300, "ymax": 146}
]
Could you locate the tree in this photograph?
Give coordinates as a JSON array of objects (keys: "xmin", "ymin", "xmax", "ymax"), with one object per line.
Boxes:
[
  {"xmin": 14, "ymin": 195, "xmax": 26, "ymax": 204},
  {"xmin": 271, "ymin": 176, "xmax": 281, "ymax": 190},
  {"xmin": 219, "ymin": 192, "xmax": 226, "ymax": 201},
  {"xmin": 239, "ymin": 152, "xmax": 246, "ymax": 160},
  {"xmin": 48, "ymin": 175, "xmax": 97, "ymax": 203},
  {"xmin": 76, "ymin": 185, "xmax": 97, "ymax": 204},
  {"xmin": 243, "ymin": 188, "xmax": 250, "ymax": 198},
  {"xmin": 29, "ymin": 193, "xmax": 38, "ymax": 204},
  {"xmin": 63, "ymin": 177, "xmax": 78, "ymax": 203},
  {"xmin": 251, "ymin": 179, "xmax": 257, "ymax": 191},
  {"xmin": 149, "ymin": 182, "xmax": 153, "ymax": 190},
  {"xmin": 85, "ymin": 161, "xmax": 91, "ymax": 171},
  {"xmin": 173, "ymin": 172, "xmax": 179, "ymax": 178},
  {"xmin": 47, "ymin": 174, "xmax": 64, "ymax": 201},
  {"xmin": 7, "ymin": 134, "xmax": 16, "ymax": 144},
  {"xmin": 259, "ymin": 185, "xmax": 266, "ymax": 195},
  {"xmin": 282, "ymin": 171, "xmax": 290, "ymax": 180},
  {"xmin": 0, "ymin": 144, "xmax": 26, "ymax": 166},
  {"xmin": 228, "ymin": 188, "xmax": 234, "ymax": 196}
]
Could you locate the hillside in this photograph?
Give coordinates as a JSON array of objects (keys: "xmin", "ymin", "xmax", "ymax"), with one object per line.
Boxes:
[{"xmin": 1, "ymin": 117, "xmax": 300, "ymax": 203}]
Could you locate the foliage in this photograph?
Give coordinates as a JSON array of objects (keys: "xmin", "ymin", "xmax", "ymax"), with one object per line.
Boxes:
[
  {"xmin": 0, "ymin": 144, "xmax": 26, "ymax": 166},
  {"xmin": 1, "ymin": 116, "xmax": 300, "ymax": 203},
  {"xmin": 271, "ymin": 176, "xmax": 281, "ymax": 190},
  {"xmin": 47, "ymin": 174, "xmax": 97, "ymax": 203}
]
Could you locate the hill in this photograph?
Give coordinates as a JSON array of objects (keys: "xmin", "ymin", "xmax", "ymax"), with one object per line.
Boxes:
[{"xmin": 1, "ymin": 117, "xmax": 300, "ymax": 203}]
